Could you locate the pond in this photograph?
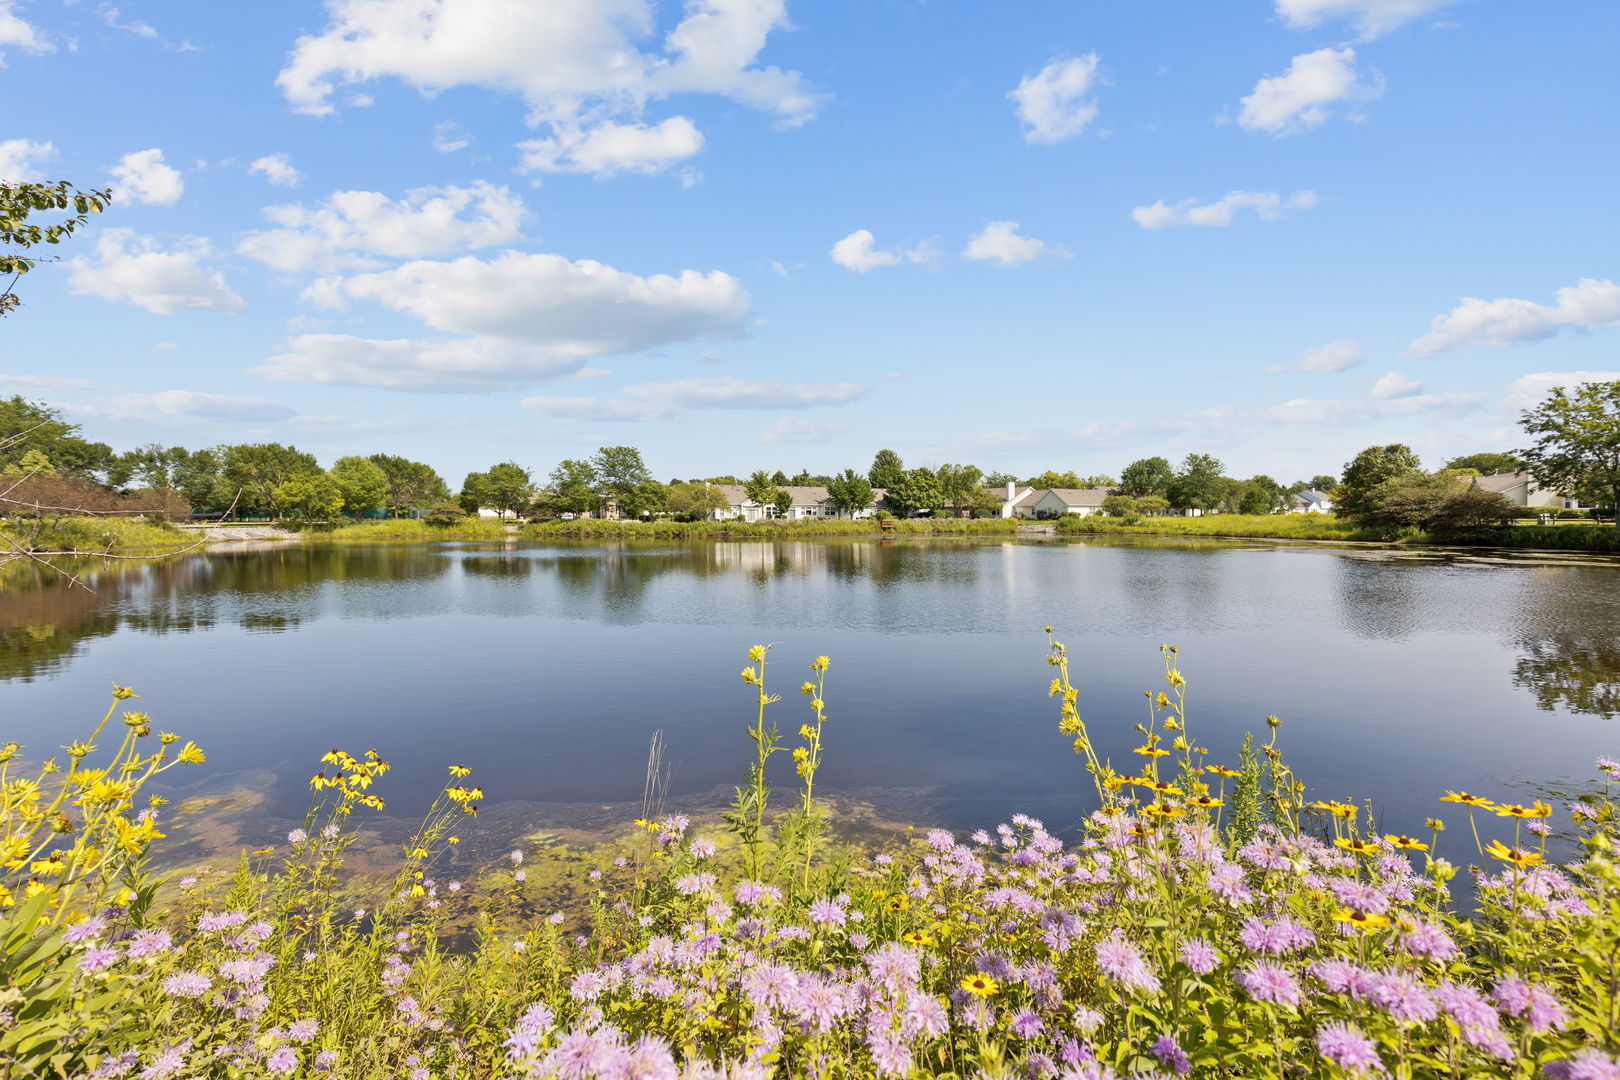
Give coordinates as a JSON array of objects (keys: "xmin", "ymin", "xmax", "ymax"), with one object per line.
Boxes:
[{"xmin": 2, "ymin": 537, "xmax": 1617, "ymax": 862}]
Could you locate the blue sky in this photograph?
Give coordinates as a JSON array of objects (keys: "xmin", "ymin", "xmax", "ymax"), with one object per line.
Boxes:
[{"xmin": 3, "ymin": 0, "xmax": 1617, "ymax": 486}]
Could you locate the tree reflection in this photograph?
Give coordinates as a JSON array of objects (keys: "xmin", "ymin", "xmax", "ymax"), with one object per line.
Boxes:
[{"xmin": 1513, "ymin": 636, "xmax": 1620, "ymax": 719}]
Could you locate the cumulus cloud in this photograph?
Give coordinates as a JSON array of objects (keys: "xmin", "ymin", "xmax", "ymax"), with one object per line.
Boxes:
[
  {"xmin": 276, "ymin": 0, "xmax": 822, "ymax": 178},
  {"xmin": 830, "ymin": 230, "xmax": 900, "ymax": 273},
  {"xmin": 236, "ymin": 182, "xmax": 526, "ymax": 273},
  {"xmin": 1267, "ymin": 340, "xmax": 1364, "ymax": 373},
  {"xmin": 108, "ymin": 149, "xmax": 184, "ymax": 205},
  {"xmin": 1371, "ymin": 371, "xmax": 1424, "ymax": 399},
  {"xmin": 1131, "ymin": 190, "xmax": 1317, "ymax": 229},
  {"xmin": 75, "ymin": 390, "xmax": 295, "ymax": 424},
  {"xmin": 1238, "ymin": 48, "xmax": 1381, "ymax": 136},
  {"xmin": 963, "ymin": 221, "xmax": 1065, "ymax": 266},
  {"xmin": 1407, "ymin": 278, "xmax": 1620, "ymax": 356},
  {"xmin": 259, "ymin": 252, "xmax": 752, "ymax": 391},
  {"xmin": 1009, "ymin": 54, "xmax": 1101, "ymax": 144},
  {"xmin": 759, "ymin": 418, "xmax": 851, "ymax": 443},
  {"xmin": 517, "ymin": 117, "xmax": 705, "ymax": 177},
  {"xmin": 66, "ymin": 229, "xmax": 245, "ymax": 315},
  {"xmin": 518, "ymin": 396, "xmax": 674, "ymax": 422},
  {"xmin": 1274, "ymin": 0, "xmax": 1459, "ymax": 39},
  {"xmin": 0, "ymin": 0, "xmax": 53, "ymax": 60},
  {"xmin": 1500, "ymin": 371, "xmax": 1620, "ymax": 414},
  {"xmin": 249, "ymin": 153, "xmax": 300, "ymax": 187},
  {"xmin": 0, "ymin": 138, "xmax": 55, "ymax": 182},
  {"xmin": 621, "ymin": 376, "xmax": 867, "ymax": 409}
]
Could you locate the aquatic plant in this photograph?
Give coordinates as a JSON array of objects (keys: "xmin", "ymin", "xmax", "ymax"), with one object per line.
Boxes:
[{"xmin": 2, "ymin": 647, "xmax": 1618, "ymax": 1079}]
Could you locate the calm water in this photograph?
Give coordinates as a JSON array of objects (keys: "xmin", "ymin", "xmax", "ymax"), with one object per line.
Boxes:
[{"xmin": 2, "ymin": 538, "xmax": 1617, "ymax": 854}]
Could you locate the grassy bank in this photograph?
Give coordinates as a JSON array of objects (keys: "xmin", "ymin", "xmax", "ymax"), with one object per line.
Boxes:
[
  {"xmin": 1055, "ymin": 512, "xmax": 1375, "ymax": 541},
  {"xmin": 1, "ymin": 514, "xmax": 202, "ymax": 557},
  {"xmin": 281, "ymin": 518, "xmax": 514, "ymax": 542},
  {"xmin": 523, "ymin": 517, "xmax": 1023, "ymax": 539},
  {"xmin": 1453, "ymin": 523, "xmax": 1620, "ymax": 551}
]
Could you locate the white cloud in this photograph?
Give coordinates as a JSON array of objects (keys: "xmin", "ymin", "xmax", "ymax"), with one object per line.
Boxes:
[
  {"xmin": 432, "ymin": 120, "xmax": 470, "ymax": 153},
  {"xmin": 517, "ymin": 117, "xmax": 704, "ymax": 177},
  {"xmin": 1274, "ymin": 0, "xmax": 1459, "ymax": 40},
  {"xmin": 963, "ymin": 221, "xmax": 1065, "ymax": 266},
  {"xmin": 0, "ymin": 373, "xmax": 97, "ymax": 391},
  {"xmin": 1371, "ymin": 371, "xmax": 1424, "ymax": 399},
  {"xmin": 259, "ymin": 251, "xmax": 752, "ymax": 391},
  {"xmin": 1267, "ymin": 340, "xmax": 1364, "ymax": 373},
  {"xmin": 621, "ymin": 376, "xmax": 867, "ymax": 409},
  {"xmin": 66, "ymin": 229, "xmax": 245, "ymax": 315},
  {"xmin": 76, "ymin": 390, "xmax": 295, "ymax": 424},
  {"xmin": 830, "ymin": 229, "xmax": 900, "ymax": 273},
  {"xmin": 249, "ymin": 153, "xmax": 300, "ymax": 187},
  {"xmin": 236, "ymin": 182, "xmax": 526, "ymax": 273},
  {"xmin": 1237, "ymin": 48, "xmax": 1381, "ymax": 136},
  {"xmin": 108, "ymin": 148, "xmax": 183, "ymax": 205},
  {"xmin": 1009, "ymin": 54, "xmax": 1100, "ymax": 144},
  {"xmin": 276, "ymin": 0, "xmax": 822, "ymax": 181},
  {"xmin": 1131, "ymin": 190, "xmax": 1318, "ymax": 229},
  {"xmin": 759, "ymin": 418, "xmax": 850, "ymax": 443},
  {"xmin": 1408, "ymin": 278, "xmax": 1620, "ymax": 356},
  {"xmin": 519, "ymin": 396, "xmax": 673, "ymax": 422},
  {"xmin": 99, "ymin": 5, "xmax": 157, "ymax": 38},
  {"xmin": 1500, "ymin": 371, "xmax": 1620, "ymax": 414},
  {"xmin": 0, "ymin": 137, "xmax": 54, "ymax": 181},
  {"xmin": 0, "ymin": 1, "xmax": 53, "ymax": 61}
]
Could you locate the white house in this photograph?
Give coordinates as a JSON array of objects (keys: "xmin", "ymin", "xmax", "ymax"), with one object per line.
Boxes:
[
  {"xmin": 1007, "ymin": 486, "xmax": 1119, "ymax": 519},
  {"xmin": 1288, "ymin": 488, "xmax": 1335, "ymax": 514},
  {"xmin": 1470, "ymin": 471, "xmax": 1569, "ymax": 508},
  {"xmin": 710, "ymin": 485, "xmax": 889, "ymax": 521}
]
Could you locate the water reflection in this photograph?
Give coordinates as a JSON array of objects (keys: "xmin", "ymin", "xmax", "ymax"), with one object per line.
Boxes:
[{"xmin": 1514, "ymin": 637, "xmax": 1620, "ymax": 718}]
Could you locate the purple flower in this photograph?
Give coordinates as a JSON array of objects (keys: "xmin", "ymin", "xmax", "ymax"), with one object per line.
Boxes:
[
  {"xmin": 127, "ymin": 930, "xmax": 173, "ymax": 958},
  {"xmin": 1150, "ymin": 1034, "xmax": 1190, "ymax": 1076},
  {"xmin": 140, "ymin": 1041, "xmax": 190, "ymax": 1080},
  {"xmin": 266, "ymin": 1047, "xmax": 298, "ymax": 1074},
  {"xmin": 162, "ymin": 971, "xmax": 212, "ymax": 998},
  {"xmin": 927, "ymin": 829, "xmax": 955, "ymax": 851},
  {"xmin": 1095, "ymin": 931, "xmax": 1160, "ymax": 994},
  {"xmin": 549, "ymin": 911, "xmax": 565, "ymax": 924},
  {"xmin": 1178, "ymin": 938, "xmax": 1220, "ymax": 975},
  {"xmin": 903, "ymin": 993, "xmax": 950, "ymax": 1039},
  {"xmin": 1315, "ymin": 1022, "xmax": 1385, "ymax": 1074},
  {"xmin": 510, "ymin": 849, "xmax": 524, "ymax": 864},
  {"xmin": 314, "ymin": 1050, "xmax": 338, "ymax": 1072},
  {"xmin": 90, "ymin": 1050, "xmax": 137, "ymax": 1078},
  {"xmin": 288, "ymin": 829, "xmax": 307, "ymax": 843},
  {"xmin": 1011, "ymin": 1010, "xmax": 1045, "ymax": 1039},
  {"xmin": 1544, "ymin": 1049, "xmax": 1620, "ymax": 1080},
  {"xmin": 1365, "ymin": 971, "xmax": 1437, "ymax": 1024},
  {"xmin": 288, "ymin": 1018, "xmax": 318, "ymax": 1041},
  {"xmin": 78, "ymin": 946, "xmax": 119, "ymax": 973},
  {"xmin": 1401, "ymin": 919, "xmax": 1458, "ymax": 962},
  {"xmin": 675, "ymin": 873, "xmax": 714, "ymax": 896},
  {"xmin": 514, "ymin": 870, "xmax": 526, "ymax": 882},
  {"xmin": 866, "ymin": 1027, "xmax": 911, "ymax": 1079},
  {"xmin": 63, "ymin": 918, "xmax": 107, "ymax": 945},
  {"xmin": 1236, "ymin": 961, "xmax": 1300, "ymax": 1008},
  {"xmin": 807, "ymin": 899, "xmax": 846, "ymax": 927},
  {"xmin": 1239, "ymin": 917, "xmax": 1314, "ymax": 956},
  {"xmin": 1207, "ymin": 864, "xmax": 1254, "ymax": 905}
]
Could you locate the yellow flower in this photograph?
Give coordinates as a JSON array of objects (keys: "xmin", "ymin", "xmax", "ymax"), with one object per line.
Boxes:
[
  {"xmin": 885, "ymin": 894, "xmax": 911, "ymax": 913},
  {"xmin": 1190, "ymin": 796, "xmax": 1223, "ymax": 809},
  {"xmin": 1496, "ymin": 801, "xmax": 1553, "ymax": 820},
  {"xmin": 1485, "ymin": 840, "xmax": 1543, "ymax": 869},
  {"xmin": 1439, "ymin": 790, "xmax": 1494, "ymax": 808},
  {"xmin": 902, "ymin": 931, "xmax": 933, "ymax": 947},
  {"xmin": 1333, "ymin": 908, "xmax": 1390, "ymax": 931},
  {"xmin": 449, "ymin": 765, "xmax": 471, "ymax": 778},
  {"xmin": 1148, "ymin": 781, "xmax": 1184, "ymax": 797},
  {"xmin": 1206, "ymin": 765, "xmax": 1240, "ymax": 779},
  {"xmin": 30, "ymin": 853, "xmax": 66, "ymax": 876},
  {"xmin": 1133, "ymin": 746, "xmax": 1170, "ymax": 758},
  {"xmin": 801, "ymin": 682, "xmax": 817, "ymax": 696},
  {"xmin": 1385, "ymin": 835, "xmax": 1428, "ymax": 851},
  {"xmin": 0, "ymin": 885, "xmax": 12, "ymax": 907},
  {"xmin": 1335, "ymin": 838, "xmax": 1379, "ymax": 857},
  {"xmin": 960, "ymin": 974, "xmax": 999, "ymax": 998},
  {"xmin": 112, "ymin": 684, "xmax": 136, "ymax": 700},
  {"xmin": 1426, "ymin": 818, "xmax": 1446, "ymax": 832}
]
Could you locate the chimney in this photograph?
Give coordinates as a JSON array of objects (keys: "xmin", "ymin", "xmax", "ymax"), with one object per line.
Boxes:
[{"xmin": 1006, "ymin": 480, "xmax": 1016, "ymax": 502}]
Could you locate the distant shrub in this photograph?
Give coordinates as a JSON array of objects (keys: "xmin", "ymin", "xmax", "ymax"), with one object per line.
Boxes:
[{"xmin": 422, "ymin": 501, "xmax": 466, "ymax": 526}]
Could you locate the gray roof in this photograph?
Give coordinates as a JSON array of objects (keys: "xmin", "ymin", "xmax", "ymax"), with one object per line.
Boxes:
[
  {"xmin": 1471, "ymin": 471, "xmax": 1533, "ymax": 494},
  {"xmin": 1013, "ymin": 487, "xmax": 1119, "ymax": 508},
  {"xmin": 715, "ymin": 484, "xmax": 888, "ymax": 507}
]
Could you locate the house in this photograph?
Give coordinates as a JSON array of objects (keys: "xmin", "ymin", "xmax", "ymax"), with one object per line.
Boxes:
[
  {"xmin": 1008, "ymin": 486, "xmax": 1119, "ymax": 519},
  {"xmin": 710, "ymin": 485, "xmax": 890, "ymax": 521},
  {"xmin": 1470, "ymin": 471, "xmax": 1568, "ymax": 508},
  {"xmin": 1288, "ymin": 488, "xmax": 1335, "ymax": 514}
]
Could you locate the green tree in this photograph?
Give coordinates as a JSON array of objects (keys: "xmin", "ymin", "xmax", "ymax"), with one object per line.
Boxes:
[
  {"xmin": 885, "ymin": 467, "xmax": 942, "ymax": 517},
  {"xmin": 1308, "ymin": 474, "xmax": 1339, "ymax": 492},
  {"xmin": 459, "ymin": 471, "xmax": 493, "ymax": 516},
  {"xmin": 1336, "ymin": 444, "xmax": 1424, "ymax": 520},
  {"xmin": 222, "ymin": 443, "xmax": 320, "ymax": 517},
  {"xmin": 743, "ymin": 469, "xmax": 778, "ymax": 509},
  {"xmin": 983, "ymin": 471, "xmax": 1019, "ymax": 488},
  {"xmin": 624, "ymin": 479, "xmax": 668, "ymax": 519},
  {"xmin": 1119, "ymin": 456, "xmax": 1174, "ymax": 498},
  {"xmin": 824, "ymin": 469, "xmax": 874, "ymax": 517},
  {"xmin": 772, "ymin": 489, "xmax": 793, "ymax": 517},
  {"xmin": 1444, "ymin": 452, "xmax": 1523, "ymax": 476},
  {"xmin": 790, "ymin": 468, "xmax": 812, "ymax": 485},
  {"xmin": 2, "ymin": 180, "xmax": 110, "ymax": 317},
  {"xmin": 592, "ymin": 446, "xmax": 653, "ymax": 504},
  {"xmin": 970, "ymin": 487, "xmax": 1001, "ymax": 516},
  {"xmin": 0, "ymin": 396, "xmax": 113, "ymax": 478},
  {"xmin": 936, "ymin": 463, "xmax": 984, "ymax": 517},
  {"xmin": 770, "ymin": 470, "xmax": 789, "ymax": 486},
  {"xmin": 108, "ymin": 444, "xmax": 187, "ymax": 491},
  {"xmin": 1078, "ymin": 474, "xmax": 1117, "ymax": 488},
  {"xmin": 1024, "ymin": 469, "xmax": 1082, "ymax": 489},
  {"xmin": 1238, "ymin": 474, "xmax": 1284, "ymax": 515},
  {"xmin": 1101, "ymin": 494, "xmax": 1137, "ymax": 517},
  {"xmin": 367, "ymin": 454, "xmax": 451, "ymax": 516},
  {"xmin": 868, "ymin": 449, "xmax": 905, "ymax": 490},
  {"xmin": 1354, "ymin": 472, "xmax": 1516, "ymax": 535},
  {"xmin": 272, "ymin": 474, "xmax": 344, "ymax": 522},
  {"xmin": 329, "ymin": 456, "xmax": 391, "ymax": 519},
  {"xmin": 1135, "ymin": 495, "xmax": 1171, "ymax": 516},
  {"xmin": 1520, "ymin": 380, "xmax": 1620, "ymax": 529},
  {"xmin": 668, "ymin": 482, "xmax": 730, "ymax": 520},
  {"xmin": 1166, "ymin": 453, "xmax": 1229, "ymax": 512},
  {"xmin": 485, "ymin": 462, "xmax": 535, "ymax": 519},
  {"xmin": 172, "ymin": 449, "xmax": 225, "ymax": 510}
]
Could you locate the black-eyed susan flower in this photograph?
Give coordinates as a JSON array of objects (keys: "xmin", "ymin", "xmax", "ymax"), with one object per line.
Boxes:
[
  {"xmin": 1426, "ymin": 818, "xmax": 1445, "ymax": 832},
  {"xmin": 449, "ymin": 765, "xmax": 471, "ymax": 778},
  {"xmin": 1385, "ymin": 835, "xmax": 1428, "ymax": 851},
  {"xmin": 1335, "ymin": 838, "xmax": 1379, "ymax": 857},
  {"xmin": 886, "ymin": 894, "xmax": 910, "ymax": 913},
  {"xmin": 1207, "ymin": 765, "xmax": 1240, "ymax": 779},
  {"xmin": 1333, "ymin": 908, "xmax": 1390, "ymax": 932},
  {"xmin": 1485, "ymin": 840, "xmax": 1543, "ymax": 869},
  {"xmin": 902, "ymin": 931, "xmax": 933, "ymax": 947},
  {"xmin": 1495, "ymin": 801, "xmax": 1553, "ymax": 820},
  {"xmin": 1440, "ymin": 791, "xmax": 1495, "ymax": 808},
  {"xmin": 1191, "ymin": 796, "xmax": 1223, "ymax": 809},
  {"xmin": 961, "ymin": 974, "xmax": 999, "ymax": 998}
]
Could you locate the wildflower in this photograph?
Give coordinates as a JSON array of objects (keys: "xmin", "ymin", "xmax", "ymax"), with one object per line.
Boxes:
[
  {"xmin": 1011, "ymin": 1010, "xmax": 1045, "ymax": 1039},
  {"xmin": 1400, "ymin": 919, "xmax": 1458, "ymax": 962},
  {"xmin": 961, "ymin": 973, "xmax": 1000, "ymax": 998},
  {"xmin": 927, "ymin": 829, "xmax": 955, "ymax": 851},
  {"xmin": 315, "ymin": 1050, "xmax": 339, "ymax": 1072},
  {"xmin": 64, "ymin": 917, "xmax": 108, "ymax": 945},
  {"xmin": 1095, "ymin": 931, "xmax": 1160, "ymax": 994},
  {"xmin": 509, "ymin": 849, "xmax": 523, "ymax": 864},
  {"xmin": 1384, "ymin": 834, "xmax": 1427, "ymax": 851},
  {"xmin": 902, "ymin": 993, "xmax": 950, "ymax": 1039},
  {"xmin": 850, "ymin": 931, "xmax": 871, "ymax": 949},
  {"xmin": 1494, "ymin": 976, "xmax": 1567, "ymax": 1033},
  {"xmin": 690, "ymin": 837, "xmax": 716, "ymax": 858},
  {"xmin": 78, "ymin": 946, "xmax": 119, "ymax": 973},
  {"xmin": 514, "ymin": 870, "xmax": 526, "ymax": 882},
  {"xmin": 266, "ymin": 1048, "xmax": 298, "ymax": 1075},
  {"xmin": 1207, "ymin": 864, "xmax": 1254, "ymax": 905},
  {"xmin": 513, "ymin": 941, "xmax": 526, "ymax": 953},
  {"xmin": 288, "ymin": 829, "xmax": 307, "ymax": 843},
  {"xmin": 1543, "ymin": 1049, "xmax": 1620, "ymax": 1080},
  {"xmin": 140, "ymin": 1040, "xmax": 190, "ymax": 1080},
  {"xmin": 1333, "ymin": 908, "xmax": 1390, "ymax": 932},
  {"xmin": 1150, "ymin": 1034, "xmax": 1191, "ymax": 1076},
  {"xmin": 1485, "ymin": 840, "xmax": 1544, "ymax": 869},
  {"xmin": 902, "ymin": 931, "xmax": 933, "ymax": 947},
  {"xmin": 1366, "ymin": 971, "xmax": 1437, "ymax": 1024},
  {"xmin": 885, "ymin": 894, "xmax": 910, "ymax": 913},
  {"xmin": 196, "ymin": 911, "xmax": 247, "ymax": 932},
  {"xmin": 288, "ymin": 1018, "xmax": 318, "ymax": 1041},
  {"xmin": 1072, "ymin": 1006, "xmax": 1104, "ymax": 1035},
  {"xmin": 1236, "ymin": 961, "xmax": 1300, "ymax": 1008},
  {"xmin": 1440, "ymin": 791, "xmax": 1495, "ymax": 808},
  {"xmin": 322, "ymin": 824, "xmax": 340, "ymax": 839},
  {"xmin": 1178, "ymin": 938, "xmax": 1220, "ymax": 975},
  {"xmin": 162, "ymin": 971, "xmax": 211, "ymax": 998},
  {"xmin": 807, "ymin": 899, "xmax": 846, "ymax": 927},
  {"xmin": 127, "ymin": 930, "xmax": 174, "ymax": 959},
  {"xmin": 91, "ymin": 1049, "xmax": 138, "ymax": 1078},
  {"xmin": 1315, "ymin": 1022, "xmax": 1385, "ymax": 1075},
  {"xmin": 614, "ymin": 857, "xmax": 627, "ymax": 866},
  {"xmin": 866, "ymin": 1027, "xmax": 912, "ymax": 1079},
  {"xmin": 1336, "ymin": 837, "xmax": 1380, "ymax": 858},
  {"xmin": 1495, "ymin": 801, "xmax": 1553, "ymax": 820}
]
